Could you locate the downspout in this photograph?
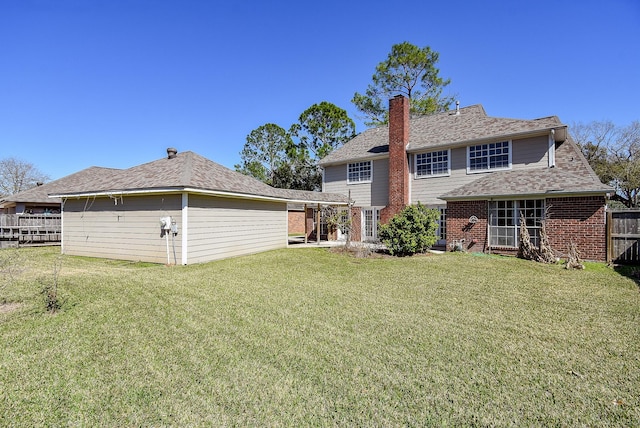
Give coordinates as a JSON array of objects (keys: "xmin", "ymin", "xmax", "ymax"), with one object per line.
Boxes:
[{"xmin": 548, "ymin": 129, "xmax": 556, "ymax": 168}]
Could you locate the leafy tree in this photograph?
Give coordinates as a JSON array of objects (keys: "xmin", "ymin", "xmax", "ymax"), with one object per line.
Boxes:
[
  {"xmin": 271, "ymin": 147, "xmax": 322, "ymax": 191},
  {"xmin": 352, "ymin": 42, "xmax": 454, "ymax": 126},
  {"xmin": 290, "ymin": 101, "xmax": 356, "ymax": 160},
  {"xmin": 236, "ymin": 102, "xmax": 356, "ymax": 191},
  {"xmin": 0, "ymin": 157, "xmax": 50, "ymax": 197},
  {"xmin": 378, "ymin": 203, "xmax": 440, "ymax": 256},
  {"xmin": 573, "ymin": 120, "xmax": 640, "ymax": 208},
  {"xmin": 235, "ymin": 123, "xmax": 292, "ymax": 186}
]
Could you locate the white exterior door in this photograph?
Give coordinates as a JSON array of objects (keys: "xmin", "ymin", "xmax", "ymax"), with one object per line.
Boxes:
[{"xmin": 362, "ymin": 208, "xmax": 380, "ymax": 241}]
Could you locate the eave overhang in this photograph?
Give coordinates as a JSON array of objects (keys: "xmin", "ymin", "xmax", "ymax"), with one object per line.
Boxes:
[{"xmin": 49, "ymin": 187, "xmax": 349, "ymax": 206}]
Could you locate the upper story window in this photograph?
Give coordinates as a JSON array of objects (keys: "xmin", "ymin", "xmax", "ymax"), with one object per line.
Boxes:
[
  {"xmin": 347, "ymin": 161, "xmax": 372, "ymax": 184},
  {"xmin": 415, "ymin": 150, "xmax": 450, "ymax": 178},
  {"xmin": 467, "ymin": 141, "xmax": 511, "ymax": 173}
]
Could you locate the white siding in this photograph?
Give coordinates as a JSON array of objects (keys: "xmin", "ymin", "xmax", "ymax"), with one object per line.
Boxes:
[
  {"xmin": 187, "ymin": 195, "xmax": 287, "ymax": 264},
  {"xmin": 323, "ymin": 158, "xmax": 389, "ymax": 207},
  {"xmin": 62, "ymin": 195, "xmax": 182, "ymax": 264}
]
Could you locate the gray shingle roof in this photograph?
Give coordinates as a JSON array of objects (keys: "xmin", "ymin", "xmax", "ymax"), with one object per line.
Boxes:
[
  {"xmin": 319, "ymin": 103, "xmax": 612, "ymax": 199},
  {"xmin": 49, "ymin": 151, "xmax": 348, "ymax": 205},
  {"xmin": 320, "ymin": 105, "xmax": 564, "ymax": 166},
  {"xmin": 0, "ymin": 166, "xmax": 120, "ymax": 207}
]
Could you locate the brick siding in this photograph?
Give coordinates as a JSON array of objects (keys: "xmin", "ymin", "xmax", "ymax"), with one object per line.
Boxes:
[
  {"xmin": 545, "ymin": 196, "xmax": 607, "ymax": 261},
  {"xmin": 288, "ymin": 210, "xmax": 305, "ymax": 235},
  {"xmin": 380, "ymin": 95, "xmax": 410, "ymax": 225},
  {"xmin": 446, "ymin": 196, "xmax": 607, "ymax": 261}
]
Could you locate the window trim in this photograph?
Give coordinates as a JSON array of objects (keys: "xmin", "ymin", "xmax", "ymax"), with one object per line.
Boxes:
[
  {"xmin": 466, "ymin": 140, "xmax": 512, "ymax": 174},
  {"xmin": 347, "ymin": 161, "xmax": 373, "ymax": 184},
  {"xmin": 414, "ymin": 149, "xmax": 451, "ymax": 179},
  {"xmin": 488, "ymin": 199, "xmax": 545, "ymax": 248}
]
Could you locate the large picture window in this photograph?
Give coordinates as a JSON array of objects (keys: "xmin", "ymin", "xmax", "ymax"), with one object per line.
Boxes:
[
  {"xmin": 415, "ymin": 150, "xmax": 450, "ymax": 178},
  {"xmin": 468, "ymin": 141, "xmax": 511, "ymax": 173},
  {"xmin": 347, "ymin": 161, "xmax": 372, "ymax": 184},
  {"xmin": 489, "ymin": 200, "xmax": 544, "ymax": 247}
]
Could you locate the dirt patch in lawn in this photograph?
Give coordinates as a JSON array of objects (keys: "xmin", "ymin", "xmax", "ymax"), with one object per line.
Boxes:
[{"xmin": 0, "ymin": 302, "xmax": 21, "ymax": 315}]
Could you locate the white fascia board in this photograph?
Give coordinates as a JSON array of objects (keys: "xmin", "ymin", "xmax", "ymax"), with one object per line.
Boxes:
[
  {"xmin": 319, "ymin": 154, "xmax": 389, "ymax": 168},
  {"xmin": 49, "ymin": 187, "xmax": 349, "ymax": 206}
]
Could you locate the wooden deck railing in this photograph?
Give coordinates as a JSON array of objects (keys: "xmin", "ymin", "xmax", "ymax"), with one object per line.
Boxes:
[{"xmin": 0, "ymin": 214, "xmax": 62, "ymax": 246}]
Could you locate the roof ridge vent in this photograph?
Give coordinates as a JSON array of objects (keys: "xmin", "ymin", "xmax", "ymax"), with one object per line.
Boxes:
[{"xmin": 167, "ymin": 147, "xmax": 178, "ymax": 159}]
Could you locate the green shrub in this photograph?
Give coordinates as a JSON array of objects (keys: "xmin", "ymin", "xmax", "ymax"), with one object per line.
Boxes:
[{"xmin": 379, "ymin": 203, "xmax": 440, "ymax": 256}]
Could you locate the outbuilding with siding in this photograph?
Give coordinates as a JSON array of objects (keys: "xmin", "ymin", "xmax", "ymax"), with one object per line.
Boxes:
[{"xmin": 50, "ymin": 148, "xmax": 348, "ymax": 264}]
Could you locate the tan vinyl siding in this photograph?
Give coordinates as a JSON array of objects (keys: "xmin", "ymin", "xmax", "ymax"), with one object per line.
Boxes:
[
  {"xmin": 322, "ymin": 159, "xmax": 389, "ymax": 207},
  {"xmin": 62, "ymin": 195, "xmax": 182, "ymax": 264},
  {"xmin": 187, "ymin": 195, "xmax": 286, "ymax": 264},
  {"xmin": 412, "ymin": 147, "xmax": 471, "ymax": 205},
  {"xmin": 512, "ymin": 135, "xmax": 548, "ymax": 168},
  {"xmin": 412, "ymin": 135, "xmax": 550, "ymax": 205}
]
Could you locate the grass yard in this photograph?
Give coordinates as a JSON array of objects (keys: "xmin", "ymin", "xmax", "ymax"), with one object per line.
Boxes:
[{"xmin": 1, "ymin": 246, "xmax": 639, "ymax": 426}]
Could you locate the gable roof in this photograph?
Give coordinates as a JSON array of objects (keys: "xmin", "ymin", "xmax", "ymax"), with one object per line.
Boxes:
[
  {"xmin": 319, "ymin": 105, "xmax": 565, "ymax": 166},
  {"xmin": 49, "ymin": 151, "xmax": 348, "ymax": 205}
]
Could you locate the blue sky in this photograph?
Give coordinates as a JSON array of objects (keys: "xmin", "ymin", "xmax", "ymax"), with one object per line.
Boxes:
[{"xmin": 1, "ymin": 0, "xmax": 639, "ymax": 181}]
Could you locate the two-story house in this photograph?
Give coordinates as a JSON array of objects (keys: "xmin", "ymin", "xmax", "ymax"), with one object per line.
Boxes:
[{"xmin": 320, "ymin": 95, "xmax": 612, "ymax": 261}]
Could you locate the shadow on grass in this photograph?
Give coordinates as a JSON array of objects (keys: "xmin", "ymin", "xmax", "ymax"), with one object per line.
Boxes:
[{"xmin": 613, "ymin": 264, "xmax": 640, "ymax": 289}]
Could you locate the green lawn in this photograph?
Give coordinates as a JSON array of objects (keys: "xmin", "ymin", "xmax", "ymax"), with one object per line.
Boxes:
[{"xmin": 1, "ymin": 246, "xmax": 639, "ymax": 426}]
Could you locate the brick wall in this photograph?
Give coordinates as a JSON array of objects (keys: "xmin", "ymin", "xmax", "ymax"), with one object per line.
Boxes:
[
  {"xmin": 446, "ymin": 200, "xmax": 488, "ymax": 252},
  {"xmin": 446, "ymin": 196, "xmax": 607, "ymax": 261},
  {"xmin": 545, "ymin": 196, "xmax": 607, "ymax": 261},
  {"xmin": 380, "ymin": 95, "xmax": 410, "ymax": 224},
  {"xmin": 305, "ymin": 207, "xmax": 317, "ymax": 240},
  {"xmin": 288, "ymin": 210, "xmax": 305, "ymax": 235}
]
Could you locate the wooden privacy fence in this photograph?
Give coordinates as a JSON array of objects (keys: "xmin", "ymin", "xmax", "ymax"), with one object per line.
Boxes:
[
  {"xmin": 0, "ymin": 214, "xmax": 62, "ymax": 247},
  {"xmin": 607, "ymin": 209, "xmax": 640, "ymax": 264}
]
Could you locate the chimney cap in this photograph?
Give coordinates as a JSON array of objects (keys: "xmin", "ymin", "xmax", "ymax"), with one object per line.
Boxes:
[{"xmin": 167, "ymin": 147, "xmax": 178, "ymax": 159}]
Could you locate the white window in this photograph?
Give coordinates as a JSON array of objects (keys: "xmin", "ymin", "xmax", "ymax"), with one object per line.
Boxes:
[
  {"xmin": 467, "ymin": 141, "xmax": 511, "ymax": 173},
  {"xmin": 489, "ymin": 200, "xmax": 544, "ymax": 247},
  {"xmin": 437, "ymin": 207, "xmax": 447, "ymax": 242},
  {"xmin": 347, "ymin": 161, "xmax": 372, "ymax": 184},
  {"xmin": 415, "ymin": 150, "xmax": 450, "ymax": 178}
]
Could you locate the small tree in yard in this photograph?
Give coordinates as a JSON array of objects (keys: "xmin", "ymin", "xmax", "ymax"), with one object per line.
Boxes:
[{"xmin": 379, "ymin": 203, "xmax": 439, "ymax": 256}]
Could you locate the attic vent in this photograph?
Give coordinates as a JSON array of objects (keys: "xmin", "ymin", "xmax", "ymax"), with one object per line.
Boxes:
[{"xmin": 167, "ymin": 147, "xmax": 178, "ymax": 159}]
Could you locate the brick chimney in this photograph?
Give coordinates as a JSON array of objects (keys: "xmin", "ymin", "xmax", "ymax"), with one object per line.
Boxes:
[{"xmin": 380, "ymin": 95, "xmax": 410, "ymax": 224}]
